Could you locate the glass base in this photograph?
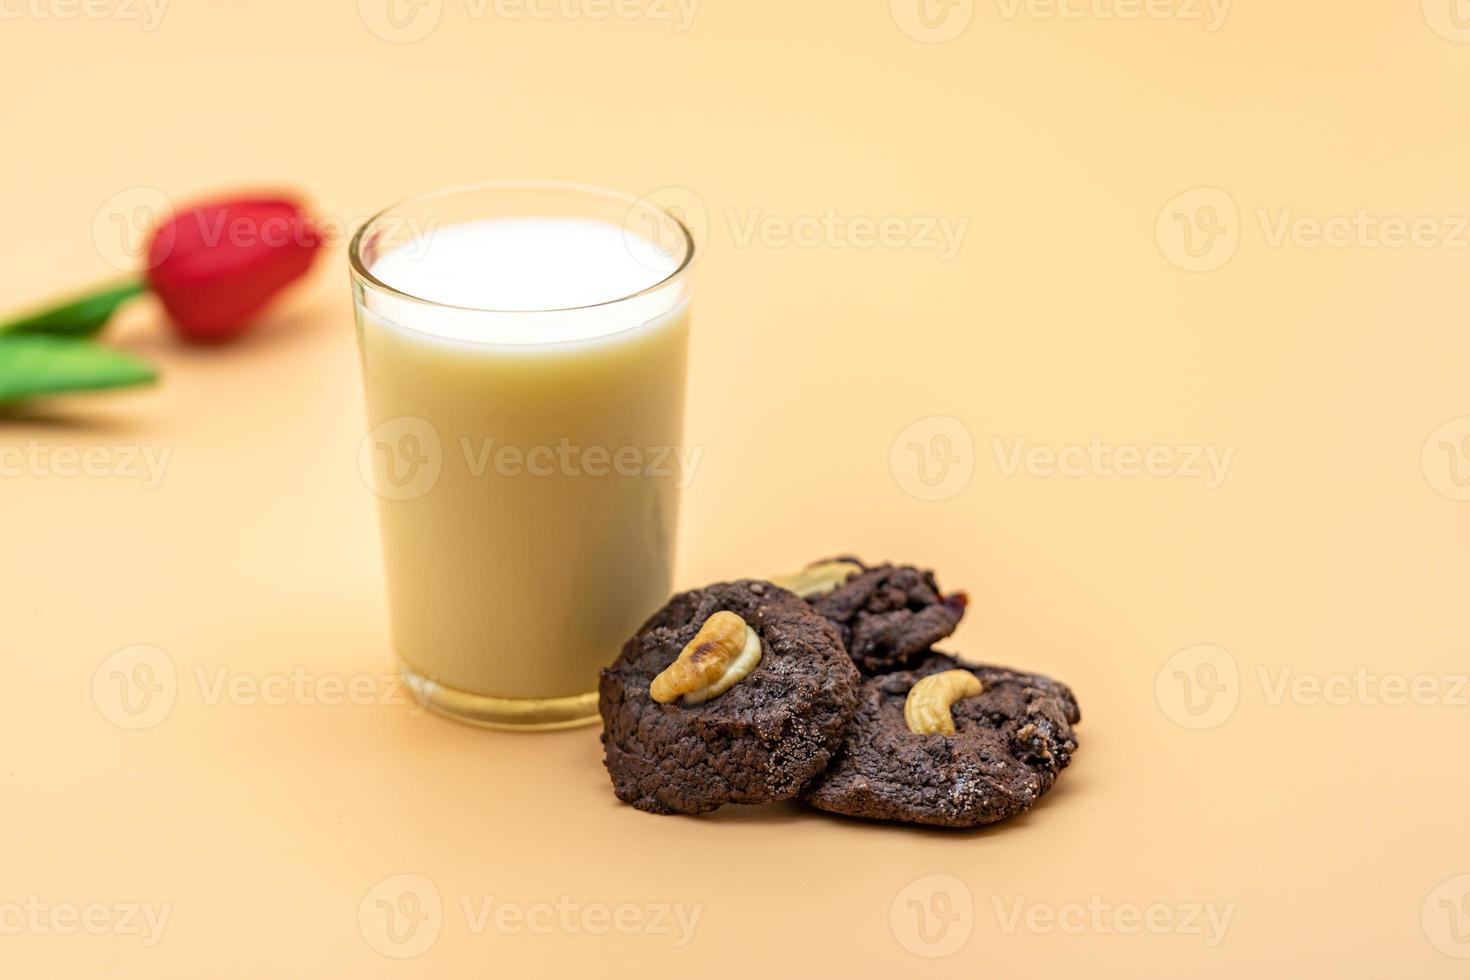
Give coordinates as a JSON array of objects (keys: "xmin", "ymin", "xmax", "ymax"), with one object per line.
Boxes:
[{"xmin": 401, "ymin": 663, "xmax": 601, "ymax": 731}]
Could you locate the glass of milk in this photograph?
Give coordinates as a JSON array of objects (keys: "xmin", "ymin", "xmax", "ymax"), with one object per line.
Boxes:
[{"xmin": 349, "ymin": 182, "xmax": 694, "ymax": 729}]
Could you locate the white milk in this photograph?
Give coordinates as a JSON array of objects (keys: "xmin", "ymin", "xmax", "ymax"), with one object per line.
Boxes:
[{"xmin": 355, "ymin": 217, "xmax": 691, "ymax": 717}]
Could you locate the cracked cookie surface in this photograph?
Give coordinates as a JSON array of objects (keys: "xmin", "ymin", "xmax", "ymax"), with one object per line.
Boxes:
[
  {"xmin": 802, "ymin": 652, "xmax": 1080, "ymax": 828},
  {"xmin": 806, "ymin": 560, "xmax": 968, "ymax": 673},
  {"xmin": 599, "ymin": 580, "xmax": 860, "ymax": 815}
]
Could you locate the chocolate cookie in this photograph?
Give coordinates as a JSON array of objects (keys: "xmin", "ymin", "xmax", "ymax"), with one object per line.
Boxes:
[
  {"xmin": 599, "ymin": 580, "xmax": 860, "ymax": 816},
  {"xmin": 802, "ymin": 653, "xmax": 1080, "ymax": 828},
  {"xmin": 804, "ymin": 560, "xmax": 968, "ymax": 673}
]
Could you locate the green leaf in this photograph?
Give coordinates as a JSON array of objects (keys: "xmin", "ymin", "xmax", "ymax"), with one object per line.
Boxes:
[
  {"xmin": 0, "ymin": 280, "xmax": 147, "ymax": 338},
  {"xmin": 0, "ymin": 335, "xmax": 158, "ymax": 403}
]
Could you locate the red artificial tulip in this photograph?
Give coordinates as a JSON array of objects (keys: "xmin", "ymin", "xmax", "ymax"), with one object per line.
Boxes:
[
  {"xmin": 0, "ymin": 189, "xmax": 325, "ymax": 402},
  {"xmin": 146, "ymin": 197, "xmax": 322, "ymax": 343}
]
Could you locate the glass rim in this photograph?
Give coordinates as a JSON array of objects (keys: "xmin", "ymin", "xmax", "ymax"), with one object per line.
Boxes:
[{"xmin": 348, "ymin": 180, "xmax": 695, "ymax": 316}]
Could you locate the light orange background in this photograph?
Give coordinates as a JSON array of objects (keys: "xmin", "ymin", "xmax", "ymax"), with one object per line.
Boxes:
[{"xmin": 4, "ymin": 0, "xmax": 1470, "ymax": 976}]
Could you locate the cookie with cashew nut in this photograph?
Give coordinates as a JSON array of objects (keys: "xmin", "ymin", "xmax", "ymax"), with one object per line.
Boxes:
[
  {"xmin": 773, "ymin": 558, "xmax": 968, "ymax": 673},
  {"xmin": 599, "ymin": 580, "xmax": 860, "ymax": 815},
  {"xmin": 802, "ymin": 653, "xmax": 1080, "ymax": 828}
]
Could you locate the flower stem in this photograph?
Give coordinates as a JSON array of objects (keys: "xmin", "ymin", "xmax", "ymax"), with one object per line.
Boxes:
[{"xmin": 0, "ymin": 279, "xmax": 147, "ymax": 338}]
